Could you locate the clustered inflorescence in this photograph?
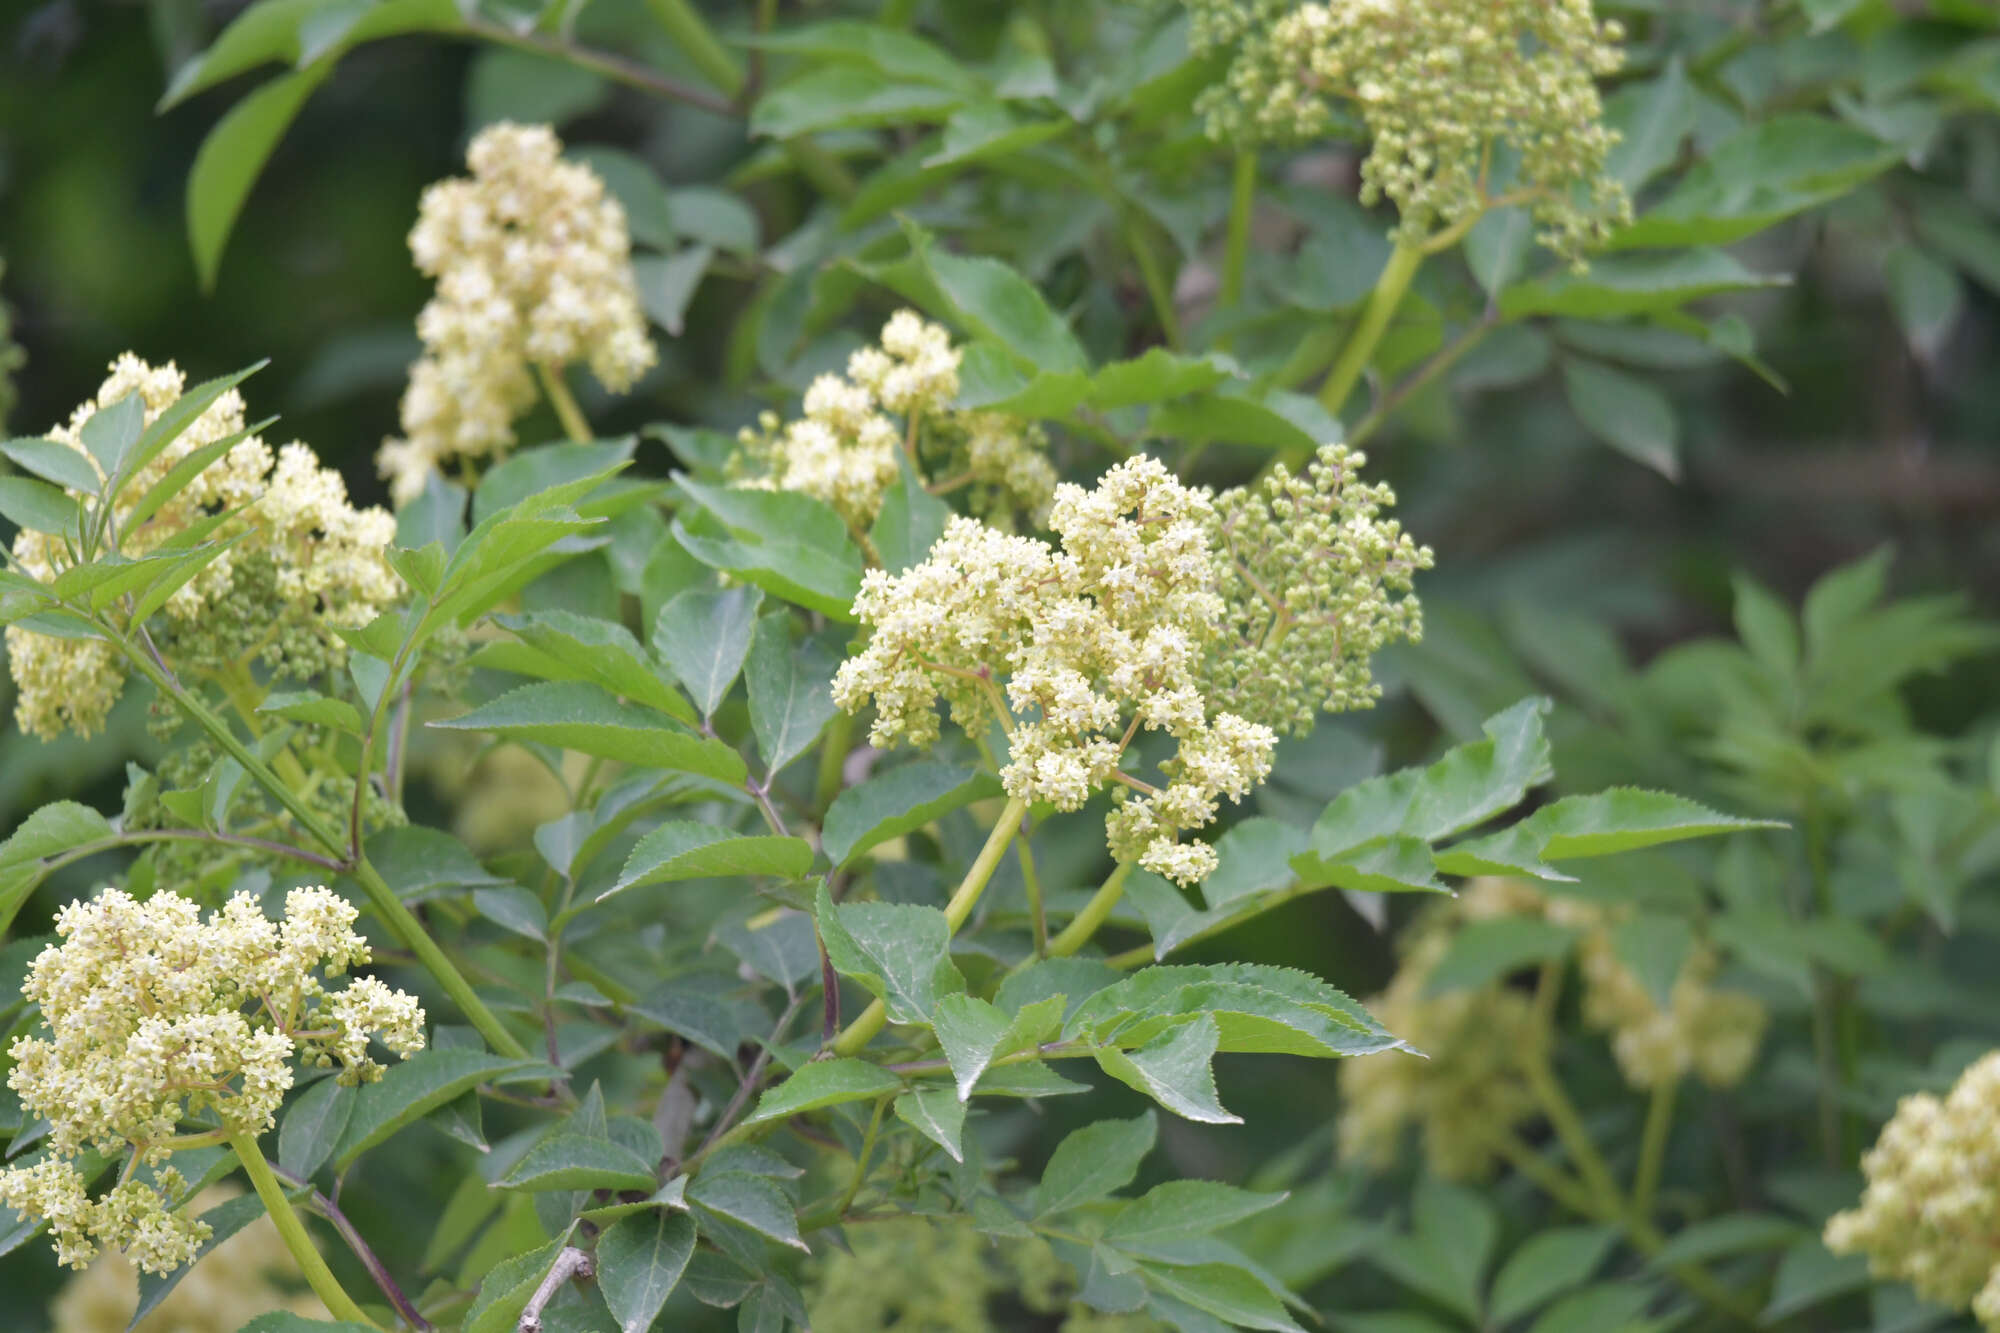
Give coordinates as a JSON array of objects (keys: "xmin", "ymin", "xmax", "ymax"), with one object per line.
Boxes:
[
  {"xmin": 834, "ymin": 456, "xmax": 1275, "ymax": 886},
  {"xmin": 0, "ymin": 887, "xmax": 425, "ymax": 1272},
  {"xmin": 1826, "ymin": 1052, "xmax": 2000, "ymax": 1329},
  {"xmin": 1202, "ymin": 444, "xmax": 1429, "ymax": 736},
  {"xmin": 733, "ymin": 310, "xmax": 1056, "ymax": 534},
  {"xmin": 1339, "ymin": 878, "xmax": 1766, "ymax": 1179},
  {"xmin": 5, "ymin": 355, "xmax": 402, "ymax": 740},
  {"xmin": 1184, "ymin": 0, "xmax": 1631, "ymax": 260},
  {"xmin": 377, "ymin": 122, "xmax": 656, "ymax": 504}
]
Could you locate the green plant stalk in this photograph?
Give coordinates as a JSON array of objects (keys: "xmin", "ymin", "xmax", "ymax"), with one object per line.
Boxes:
[
  {"xmin": 1803, "ymin": 796, "xmax": 1858, "ymax": 1163},
  {"xmin": 1633, "ymin": 1077, "xmax": 1677, "ymax": 1219},
  {"xmin": 229, "ymin": 1131, "xmax": 380, "ymax": 1328},
  {"xmin": 832, "ymin": 795, "xmax": 1028, "ymax": 1055},
  {"xmin": 1122, "ymin": 211, "xmax": 1183, "ymax": 349},
  {"xmin": 117, "ymin": 639, "xmax": 531, "ymax": 1059},
  {"xmin": 814, "ymin": 711, "xmax": 855, "ymax": 815},
  {"xmin": 640, "ymin": 0, "xmax": 743, "ymax": 96},
  {"xmin": 1314, "ymin": 239, "xmax": 1424, "ymax": 419},
  {"xmin": 1222, "ymin": 151, "xmax": 1256, "ymax": 308},
  {"xmin": 536, "ymin": 364, "xmax": 592, "ymax": 444},
  {"xmin": 1017, "ymin": 827, "xmax": 1047, "ymax": 958},
  {"xmin": 1046, "ymin": 862, "xmax": 1134, "ymax": 959}
]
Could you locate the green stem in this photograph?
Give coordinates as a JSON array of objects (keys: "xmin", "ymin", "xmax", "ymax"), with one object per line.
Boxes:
[
  {"xmin": 1344, "ymin": 317, "xmax": 1494, "ymax": 451},
  {"xmin": 1222, "ymin": 151, "xmax": 1256, "ymax": 308},
  {"xmin": 879, "ymin": 0, "xmax": 921, "ymax": 24},
  {"xmin": 229, "ymin": 1131, "xmax": 380, "ymax": 1329},
  {"xmin": 1017, "ymin": 825, "xmax": 1046, "ymax": 959},
  {"xmin": 832, "ymin": 795, "xmax": 1028, "ymax": 1055},
  {"xmin": 118, "ymin": 639, "xmax": 530, "ymax": 1060},
  {"xmin": 640, "ymin": 0, "xmax": 743, "ymax": 95},
  {"xmin": 1633, "ymin": 1077, "xmax": 1677, "ymax": 1220},
  {"xmin": 1046, "ymin": 863, "xmax": 1134, "ymax": 959},
  {"xmin": 1122, "ymin": 212, "xmax": 1183, "ymax": 349},
  {"xmin": 1313, "ymin": 239, "xmax": 1424, "ymax": 420},
  {"xmin": 536, "ymin": 363, "xmax": 592, "ymax": 444},
  {"xmin": 814, "ymin": 711, "xmax": 855, "ymax": 815}
]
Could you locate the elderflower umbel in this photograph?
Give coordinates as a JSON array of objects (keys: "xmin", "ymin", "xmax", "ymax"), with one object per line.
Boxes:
[
  {"xmin": 0, "ymin": 887, "xmax": 425, "ymax": 1272},
  {"xmin": 1825, "ymin": 1052, "xmax": 2000, "ymax": 1328},
  {"xmin": 377, "ymin": 122, "xmax": 656, "ymax": 504},
  {"xmin": 1203, "ymin": 444, "xmax": 1429, "ymax": 736},
  {"xmin": 834, "ymin": 457, "xmax": 1275, "ymax": 885},
  {"xmin": 5, "ymin": 355, "xmax": 401, "ymax": 740},
  {"xmin": 734, "ymin": 310, "xmax": 1056, "ymax": 532},
  {"xmin": 1185, "ymin": 0, "xmax": 1630, "ymax": 261}
]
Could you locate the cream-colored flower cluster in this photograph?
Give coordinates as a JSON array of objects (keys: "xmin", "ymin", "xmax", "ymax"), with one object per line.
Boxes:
[
  {"xmin": 377, "ymin": 122, "xmax": 656, "ymax": 504},
  {"xmin": 1826, "ymin": 1052, "xmax": 2000, "ymax": 1328},
  {"xmin": 1186, "ymin": 0, "xmax": 1631, "ymax": 260},
  {"xmin": 733, "ymin": 310, "xmax": 1056, "ymax": 532},
  {"xmin": 5, "ymin": 355, "xmax": 401, "ymax": 740},
  {"xmin": 833, "ymin": 457, "xmax": 1275, "ymax": 884},
  {"xmin": 1338, "ymin": 890, "xmax": 1544, "ymax": 1181},
  {"xmin": 0, "ymin": 887, "xmax": 424, "ymax": 1271},
  {"xmin": 1203, "ymin": 444, "xmax": 1429, "ymax": 736},
  {"xmin": 50, "ymin": 1187, "xmax": 325, "ymax": 1332}
]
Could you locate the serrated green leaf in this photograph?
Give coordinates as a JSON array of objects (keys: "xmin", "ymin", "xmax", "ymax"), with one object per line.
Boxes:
[
  {"xmin": 473, "ymin": 885, "xmax": 548, "ymax": 942},
  {"xmin": 745, "ymin": 613, "xmax": 839, "ymax": 777},
  {"xmin": 463, "ymin": 1234, "xmax": 574, "ymax": 1333},
  {"xmin": 334, "ymin": 1049, "xmax": 548, "ymax": 1170},
  {"xmin": 187, "ymin": 67, "xmax": 330, "ymax": 291},
  {"xmin": 743, "ymin": 1059, "xmax": 901, "ymax": 1127},
  {"xmin": 821, "ymin": 762, "xmax": 1003, "ymax": 868},
  {"xmin": 931, "ymin": 993, "xmax": 1061, "ymax": 1102},
  {"xmin": 1105, "ymin": 1180, "xmax": 1287, "ymax": 1251},
  {"xmin": 1523, "ymin": 789, "xmax": 1786, "ymax": 859},
  {"xmin": 894, "ymin": 1087, "xmax": 966, "ymax": 1162},
  {"xmin": 277, "ymin": 1076, "xmax": 354, "ymax": 1180},
  {"xmin": 430, "ymin": 681, "xmax": 746, "ymax": 783},
  {"xmin": 257, "ymin": 690, "xmax": 363, "ymax": 734},
  {"xmin": 1033, "ymin": 1112, "xmax": 1156, "ymax": 1217},
  {"xmin": 1488, "ymin": 1226, "xmax": 1620, "ymax": 1326},
  {"xmin": 673, "ymin": 478, "xmax": 862, "ymax": 620},
  {"xmin": 1562, "ymin": 358, "xmax": 1679, "ymax": 479},
  {"xmin": 0, "ymin": 476, "xmax": 79, "ymax": 536},
  {"xmin": 686, "ymin": 1171, "xmax": 807, "ymax": 1250},
  {"xmin": 751, "ymin": 67, "xmax": 966, "ymax": 138},
  {"xmin": 1095, "ymin": 1015, "xmax": 1239, "ymax": 1124},
  {"xmin": 605, "ymin": 822, "xmax": 814, "ymax": 901},
  {"xmin": 501, "ymin": 1133, "xmax": 660, "ymax": 1193},
  {"xmin": 1503, "ymin": 250, "xmax": 1785, "ymax": 320},
  {"xmin": 234, "ymin": 1316, "xmax": 380, "ymax": 1333},
  {"xmin": 2, "ymin": 437, "xmax": 98, "ymax": 494},
  {"xmin": 1140, "ymin": 1262, "xmax": 1304, "ymax": 1332},
  {"xmin": 1425, "ymin": 917, "xmax": 1579, "ymax": 994},
  {"xmin": 870, "ymin": 460, "xmax": 950, "ymax": 574},
  {"xmin": 495, "ymin": 610, "xmax": 696, "ymax": 725},
  {"xmin": 815, "ymin": 881, "xmax": 964, "ymax": 1027},
  {"xmin": 653, "ymin": 585, "xmax": 763, "ymax": 720},
  {"xmin": 598, "ymin": 1210, "xmax": 697, "ymax": 1333}
]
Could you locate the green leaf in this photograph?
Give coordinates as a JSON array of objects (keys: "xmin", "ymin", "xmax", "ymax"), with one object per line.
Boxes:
[
  {"xmin": 2, "ymin": 437, "xmax": 97, "ymax": 494},
  {"xmin": 821, "ymin": 762, "xmax": 1004, "ymax": 869},
  {"xmin": 1562, "ymin": 358, "xmax": 1679, "ymax": 479},
  {"xmin": 673, "ymin": 478, "xmax": 862, "ymax": 620},
  {"xmin": 363, "ymin": 826, "xmax": 507, "ymax": 900},
  {"xmin": 686, "ymin": 1171, "xmax": 807, "ymax": 1250},
  {"xmin": 473, "ymin": 885, "xmax": 548, "ymax": 942},
  {"xmin": 78, "ymin": 391, "xmax": 145, "ymax": 476},
  {"xmin": 750, "ymin": 67, "xmax": 965, "ymax": 138},
  {"xmin": 472, "ymin": 440, "xmax": 635, "ymax": 524},
  {"xmin": 1064, "ymin": 964, "xmax": 1399, "ymax": 1060},
  {"xmin": 133, "ymin": 1191, "xmax": 269, "ymax": 1326},
  {"xmin": 668, "ymin": 187, "xmax": 760, "ymax": 257},
  {"xmin": 1368, "ymin": 1180, "xmax": 1497, "ymax": 1324},
  {"xmin": 1489, "ymin": 1226, "xmax": 1620, "ymax": 1325},
  {"xmin": 333, "ymin": 1049, "xmax": 549, "ymax": 1170},
  {"xmin": 745, "ymin": 613, "xmax": 839, "ymax": 777},
  {"xmin": 1425, "ymin": 917, "xmax": 1579, "ymax": 994},
  {"xmin": 1526, "ymin": 1283, "xmax": 1657, "ymax": 1333},
  {"xmin": 1088, "ymin": 348, "xmax": 1239, "ymax": 409},
  {"xmin": 1521, "ymin": 789, "xmax": 1786, "ymax": 859},
  {"xmin": 1611, "ymin": 115, "xmax": 1897, "ymax": 250},
  {"xmin": 1502, "ymin": 250, "xmax": 1785, "ymax": 320},
  {"xmin": 743, "ymin": 20, "xmax": 968, "ymax": 87},
  {"xmin": 1648, "ymin": 1213, "xmax": 1803, "ymax": 1270},
  {"xmin": 1140, "ymin": 1262, "xmax": 1305, "ymax": 1332},
  {"xmin": 1104, "ymin": 1181, "xmax": 1287, "ymax": 1252},
  {"xmin": 1885, "ymin": 244, "xmax": 1963, "ymax": 355},
  {"xmin": 501, "ymin": 1133, "xmax": 659, "ymax": 1193},
  {"xmin": 277, "ymin": 1076, "xmax": 354, "ymax": 1180},
  {"xmin": 927, "ymin": 102, "xmax": 1068, "ymax": 169},
  {"xmin": 1095, "ymin": 1015, "xmax": 1240, "ymax": 1124},
  {"xmin": 430, "ymin": 682, "xmax": 747, "ymax": 783},
  {"xmin": 908, "ymin": 227, "xmax": 1088, "ymax": 374},
  {"xmin": 815, "ymin": 881, "xmax": 964, "ymax": 1027},
  {"xmin": 1605, "ymin": 58, "xmax": 1695, "ymax": 189},
  {"xmin": 743, "ymin": 1059, "xmax": 902, "ymax": 1127},
  {"xmin": 597, "ymin": 1211, "xmax": 697, "ymax": 1333},
  {"xmin": 235, "ymin": 1317, "xmax": 380, "ymax": 1333},
  {"xmin": 257, "ymin": 690, "xmax": 363, "ymax": 734},
  {"xmin": 115, "ymin": 363, "xmax": 267, "ymax": 497},
  {"xmin": 1151, "ymin": 385, "xmax": 1344, "ymax": 455},
  {"xmin": 495, "ymin": 610, "xmax": 696, "ymax": 725},
  {"xmin": 894, "ymin": 1087, "xmax": 967, "ymax": 1162},
  {"xmin": 634, "ymin": 246, "xmax": 714, "ymax": 338},
  {"xmin": 1612, "ymin": 914, "xmax": 1692, "ymax": 1010},
  {"xmin": 463, "ymin": 1234, "xmax": 574, "ymax": 1333},
  {"xmin": 187, "ymin": 66, "xmax": 331, "ymax": 291},
  {"xmin": 1032, "ymin": 1112, "xmax": 1157, "ymax": 1217},
  {"xmin": 0, "ymin": 476, "xmax": 79, "ymax": 536},
  {"xmin": 870, "ymin": 461, "xmax": 950, "ymax": 573},
  {"xmin": 606, "ymin": 822, "xmax": 813, "ymax": 900},
  {"xmin": 653, "ymin": 585, "xmax": 763, "ymax": 720},
  {"xmin": 930, "ymin": 993, "xmax": 1062, "ymax": 1102}
]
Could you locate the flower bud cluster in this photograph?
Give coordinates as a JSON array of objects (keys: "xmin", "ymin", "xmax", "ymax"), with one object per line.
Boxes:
[
  {"xmin": 1826, "ymin": 1052, "xmax": 2000, "ymax": 1327},
  {"xmin": 377, "ymin": 122, "xmax": 656, "ymax": 504},
  {"xmin": 833, "ymin": 457, "xmax": 1275, "ymax": 885},
  {"xmin": 1185, "ymin": 0, "xmax": 1631, "ymax": 261},
  {"xmin": 734, "ymin": 310, "xmax": 1055, "ymax": 531},
  {"xmin": 1202, "ymin": 444, "xmax": 1429, "ymax": 736},
  {"xmin": 6, "ymin": 355, "xmax": 401, "ymax": 740},
  {"xmin": 0, "ymin": 887, "xmax": 425, "ymax": 1271}
]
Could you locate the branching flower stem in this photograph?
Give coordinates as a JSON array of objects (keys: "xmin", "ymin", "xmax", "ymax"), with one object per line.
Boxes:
[
  {"xmin": 270, "ymin": 1164, "xmax": 430, "ymax": 1330},
  {"xmin": 229, "ymin": 1132, "xmax": 379, "ymax": 1328},
  {"xmin": 1045, "ymin": 863, "xmax": 1135, "ymax": 959},
  {"xmin": 1314, "ymin": 240, "xmax": 1425, "ymax": 421},
  {"xmin": 1223, "ymin": 151, "xmax": 1258, "ymax": 309}
]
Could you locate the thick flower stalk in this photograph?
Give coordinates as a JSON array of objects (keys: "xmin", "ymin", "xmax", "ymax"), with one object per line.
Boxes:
[
  {"xmin": 1185, "ymin": 0, "xmax": 1630, "ymax": 260},
  {"xmin": 734, "ymin": 310, "xmax": 1056, "ymax": 533},
  {"xmin": 1202, "ymin": 443, "xmax": 1430, "ymax": 735},
  {"xmin": 1826, "ymin": 1052, "xmax": 2000, "ymax": 1328},
  {"xmin": 377, "ymin": 122, "xmax": 656, "ymax": 503},
  {"xmin": 833, "ymin": 456, "xmax": 1275, "ymax": 885},
  {"xmin": 5, "ymin": 355, "xmax": 401, "ymax": 740},
  {"xmin": 0, "ymin": 887, "xmax": 425, "ymax": 1273}
]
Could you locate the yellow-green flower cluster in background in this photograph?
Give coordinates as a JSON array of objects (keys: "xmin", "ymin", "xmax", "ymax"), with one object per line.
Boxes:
[
  {"xmin": 732, "ymin": 309, "xmax": 1057, "ymax": 534},
  {"xmin": 50, "ymin": 1188, "xmax": 325, "ymax": 1332},
  {"xmin": 1826, "ymin": 1052, "xmax": 2000, "ymax": 1329},
  {"xmin": 834, "ymin": 456, "xmax": 1277, "ymax": 885},
  {"xmin": 0, "ymin": 887, "xmax": 424, "ymax": 1272},
  {"xmin": 1184, "ymin": 0, "xmax": 1631, "ymax": 260},
  {"xmin": 5, "ymin": 356, "xmax": 402, "ymax": 740},
  {"xmin": 378, "ymin": 122, "xmax": 656, "ymax": 504},
  {"xmin": 1202, "ymin": 444, "xmax": 1429, "ymax": 736}
]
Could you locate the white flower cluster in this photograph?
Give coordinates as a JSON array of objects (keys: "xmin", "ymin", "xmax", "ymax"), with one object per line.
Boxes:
[
  {"xmin": 5, "ymin": 355, "xmax": 401, "ymax": 740},
  {"xmin": 378, "ymin": 122, "xmax": 656, "ymax": 504},
  {"xmin": 1827, "ymin": 1052, "xmax": 2000, "ymax": 1328},
  {"xmin": 734, "ymin": 310, "xmax": 1056, "ymax": 532},
  {"xmin": 833, "ymin": 456, "xmax": 1276, "ymax": 885},
  {"xmin": 0, "ymin": 887, "xmax": 424, "ymax": 1271}
]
